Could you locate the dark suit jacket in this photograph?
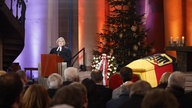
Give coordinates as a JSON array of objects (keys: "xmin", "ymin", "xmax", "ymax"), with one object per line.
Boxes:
[
  {"xmin": 50, "ymin": 46, "xmax": 72, "ymax": 67},
  {"xmin": 107, "ymin": 92, "xmax": 130, "ymax": 108}
]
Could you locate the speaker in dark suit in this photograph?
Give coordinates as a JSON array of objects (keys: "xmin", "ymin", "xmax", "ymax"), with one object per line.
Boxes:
[{"xmin": 50, "ymin": 37, "xmax": 72, "ymax": 67}]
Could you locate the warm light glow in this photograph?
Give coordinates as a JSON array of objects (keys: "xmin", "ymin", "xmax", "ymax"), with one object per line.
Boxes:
[
  {"xmin": 97, "ymin": 1, "xmax": 106, "ymax": 34},
  {"xmin": 164, "ymin": 0, "xmax": 183, "ymax": 57},
  {"xmin": 78, "ymin": 0, "xmax": 84, "ymax": 51},
  {"xmin": 186, "ymin": 0, "xmax": 192, "ymax": 45},
  {"xmin": 78, "ymin": 0, "xmax": 106, "ymax": 65},
  {"xmin": 78, "ymin": 0, "xmax": 85, "ymax": 64}
]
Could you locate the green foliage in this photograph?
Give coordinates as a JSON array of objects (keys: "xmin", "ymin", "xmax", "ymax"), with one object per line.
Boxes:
[{"xmin": 93, "ymin": 0, "xmax": 153, "ymax": 71}]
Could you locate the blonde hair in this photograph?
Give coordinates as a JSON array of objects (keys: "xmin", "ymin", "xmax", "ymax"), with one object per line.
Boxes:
[
  {"xmin": 21, "ymin": 84, "xmax": 50, "ymax": 108},
  {"xmin": 56, "ymin": 37, "xmax": 66, "ymax": 46}
]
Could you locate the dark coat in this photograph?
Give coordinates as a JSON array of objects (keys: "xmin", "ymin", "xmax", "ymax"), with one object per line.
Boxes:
[{"xmin": 50, "ymin": 46, "xmax": 72, "ymax": 67}]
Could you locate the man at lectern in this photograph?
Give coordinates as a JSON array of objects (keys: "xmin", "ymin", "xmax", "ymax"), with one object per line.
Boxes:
[{"xmin": 50, "ymin": 37, "xmax": 72, "ymax": 67}]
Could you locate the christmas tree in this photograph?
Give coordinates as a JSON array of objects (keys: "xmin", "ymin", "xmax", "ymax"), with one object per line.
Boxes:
[{"xmin": 93, "ymin": 0, "xmax": 153, "ymax": 71}]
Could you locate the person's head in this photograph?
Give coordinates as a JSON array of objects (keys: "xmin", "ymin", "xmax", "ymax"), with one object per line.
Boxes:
[
  {"xmin": 81, "ymin": 78, "xmax": 96, "ymax": 93},
  {"xmin": 56, "ymin": 37, "xmax": 66, "ymax": 47},
  {"xmin": 159, "ymin": 72, "xmax": 171, "ymax": 84},
  {"xmin": 167, "ymin": 71, "xmax": 185, "ymax": 89},
  {"xmin": 7, "ymin": 63, "xmax": 21, "ymax": 73},
  {"xmin": 90, "ymin": 70, "xmax": 103, "ymax": 84},
  {"xmin": 16, "ymin": 70, "xmax": 28, "ymax": 85},
  {"xmin": 120, "ymin": 67, "xmax": 133, "ymax": 82},
  {"xmin": 22, "ymin": 84, "xmax": 50, "ymax": 108},
  {"xmin": 70, "ymin": 82, "xmax": 88, "ymax": 108},
  {"xmin": 0, "ymin": 72, "xmax": 23, "ymax": 108},
  {"xmin": 64, "ymin": 67, "xmax": 79, "ymax": 82},
  {"xmin": 0, "ymin": 70, "xmax": 6, "ymax": 76},
  {"xmin": 47, "ymin": 73, "xmax": 63, "ymax": 89},
  {"xmin": 129, "ymin": 80, "xmax": 152, "ymax": 97},
  {"xmin": 141, "ymin": 88, "xmax": 179, "ymax": 108},
  {"xmin": 51, "ymin": 85, "xmax": 85, "ymax": 108}
]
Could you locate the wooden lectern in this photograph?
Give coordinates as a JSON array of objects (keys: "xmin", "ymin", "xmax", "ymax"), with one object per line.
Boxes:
[{"xmin": 41, "ymin": 54, "xmax": 64, "ymax": 77}]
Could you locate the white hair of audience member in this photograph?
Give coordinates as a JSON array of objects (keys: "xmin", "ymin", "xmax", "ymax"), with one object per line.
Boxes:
[
  {"xmin": 129, "ymin": 80, "xmax": 152, "ymax": 97},
  {"xmin": 63, "ymin": 67, "xmax": 79, "ymax": 82},
  {"xmin": 167, "ymin": 71, "xmax": 185, "ymax": 89},
  {"xmin": 47, "ymin": 73, "xmax": 64, "ymax": 89},
  {"xmin": 51, "ymin": 104, "xmax": 74, "ymax": 108}
]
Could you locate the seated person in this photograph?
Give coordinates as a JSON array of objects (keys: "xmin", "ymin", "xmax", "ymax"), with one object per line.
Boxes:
[
  {"xmin": 63, "ymin": 67, "xmax": 80, "ymax": 86},
  {"xmin": 47, "ymin": 73, "xmax": 64, "ymax": 98},
  {"xmin": 16, "ymin": 70, "xmax": 30, "ymax": 92},
  {"xmin": 0, "ymin": 73, "xmax": 23, "ymax": 108}
]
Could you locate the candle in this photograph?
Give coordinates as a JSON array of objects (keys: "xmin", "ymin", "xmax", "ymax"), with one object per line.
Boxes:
[
  {"xmin": 181, "ymin": 36, "xmax": 185, "ymax": 44},
  {"xmin": 176, "ymin": 37, "xmax": 179, "ymax": 45},
  {"xmin": 170, "ymin": 36, "xmax": 173, "ymax": 45}
]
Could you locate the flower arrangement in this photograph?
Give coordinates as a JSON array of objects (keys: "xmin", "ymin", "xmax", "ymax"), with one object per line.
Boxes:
[{"xmin": 91, "ymin": 53, "xmax": 118, "ymax": 79}]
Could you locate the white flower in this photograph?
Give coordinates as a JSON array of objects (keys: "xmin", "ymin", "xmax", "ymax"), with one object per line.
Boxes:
[
  {"xmin": 133, "ymin": 45, "xmax": 138, "ymax": 51},
  {"xmin": 119, "ymin": 33, "xmax": 123, "ymax": 38},
  {"xmin": 131, "ymin": 25, "xmax": 137, "ymax": 32}
]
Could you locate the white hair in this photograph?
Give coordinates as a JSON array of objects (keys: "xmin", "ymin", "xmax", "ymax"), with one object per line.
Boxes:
[
  {"xmin": 168, "ymin": 71, "xmax": 185, "ymax": 88},
  {"xmin": 63, "ymin": 67, "xmax": 79, "ymax": 82},
  {"xmin": 56, "ymin": 37, "xmax": 66, "ymax": 46},
  {"xmin": 47, "ymin": 73, "xmax": 63, "ymax": 89}
]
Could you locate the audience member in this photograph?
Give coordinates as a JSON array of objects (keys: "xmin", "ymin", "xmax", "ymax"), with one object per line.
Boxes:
[
  {"xmin": 107, "ymin": 80, "xmax": 151, "ymax": 108},
  {"xmin": 47, "ymin": 73, "xmax": 64, "ymax": 98},
  {"xmin": 63, "ymin": 67, "xmax": 79, "ymax": 85},
  {"xmin": 81, "ymin": 78, "xmax": 98, "ymax": 108},
  {"xmin": 90, "ymin": 70, "xmax": 112, "ymax": 108},
  {"xmin": 7, "ymin": 63, "xmax": 21, "ymax": 73},
  {"xmin": 16, "ymin": 70, "xmax": 29, "ymax": 92},
  {"xmin": 141, "ymin": 88, "xmax": 179, "ymax": 108},
  {"xmin": 16, "ymin": 70, "xmax": 28, "ymax": 85},
  {"xmin": 50, "ymin": 84, "xmax": 85, "ymax": 108},
  {"xmin": 21, "ymin": 84, "xmax": 50, "ymax": 108},
  {"xmin": 70, "ymin": 82, "xmax": 88, "ymax": 108},
  {"xmin": 112, "ymin": 66, "xmax": 133, "ymax": 99},
  {"xmin": 0, "ymin": 72, "xmax": 23, "ymax": 108},
  {"xmin": 107, "ymin": 82, "xmax": 132, "ymax": 108},
  {"xmin": 120, "ymin": 80, "xmax": 152, "ymax": 108},
  {"xmin": 156, "ymin": 72, "xmax": 171, "ymax": 89},
  {"xmin": 166, "ymin": 71, "xmax": 192, "ymax": 108}
]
